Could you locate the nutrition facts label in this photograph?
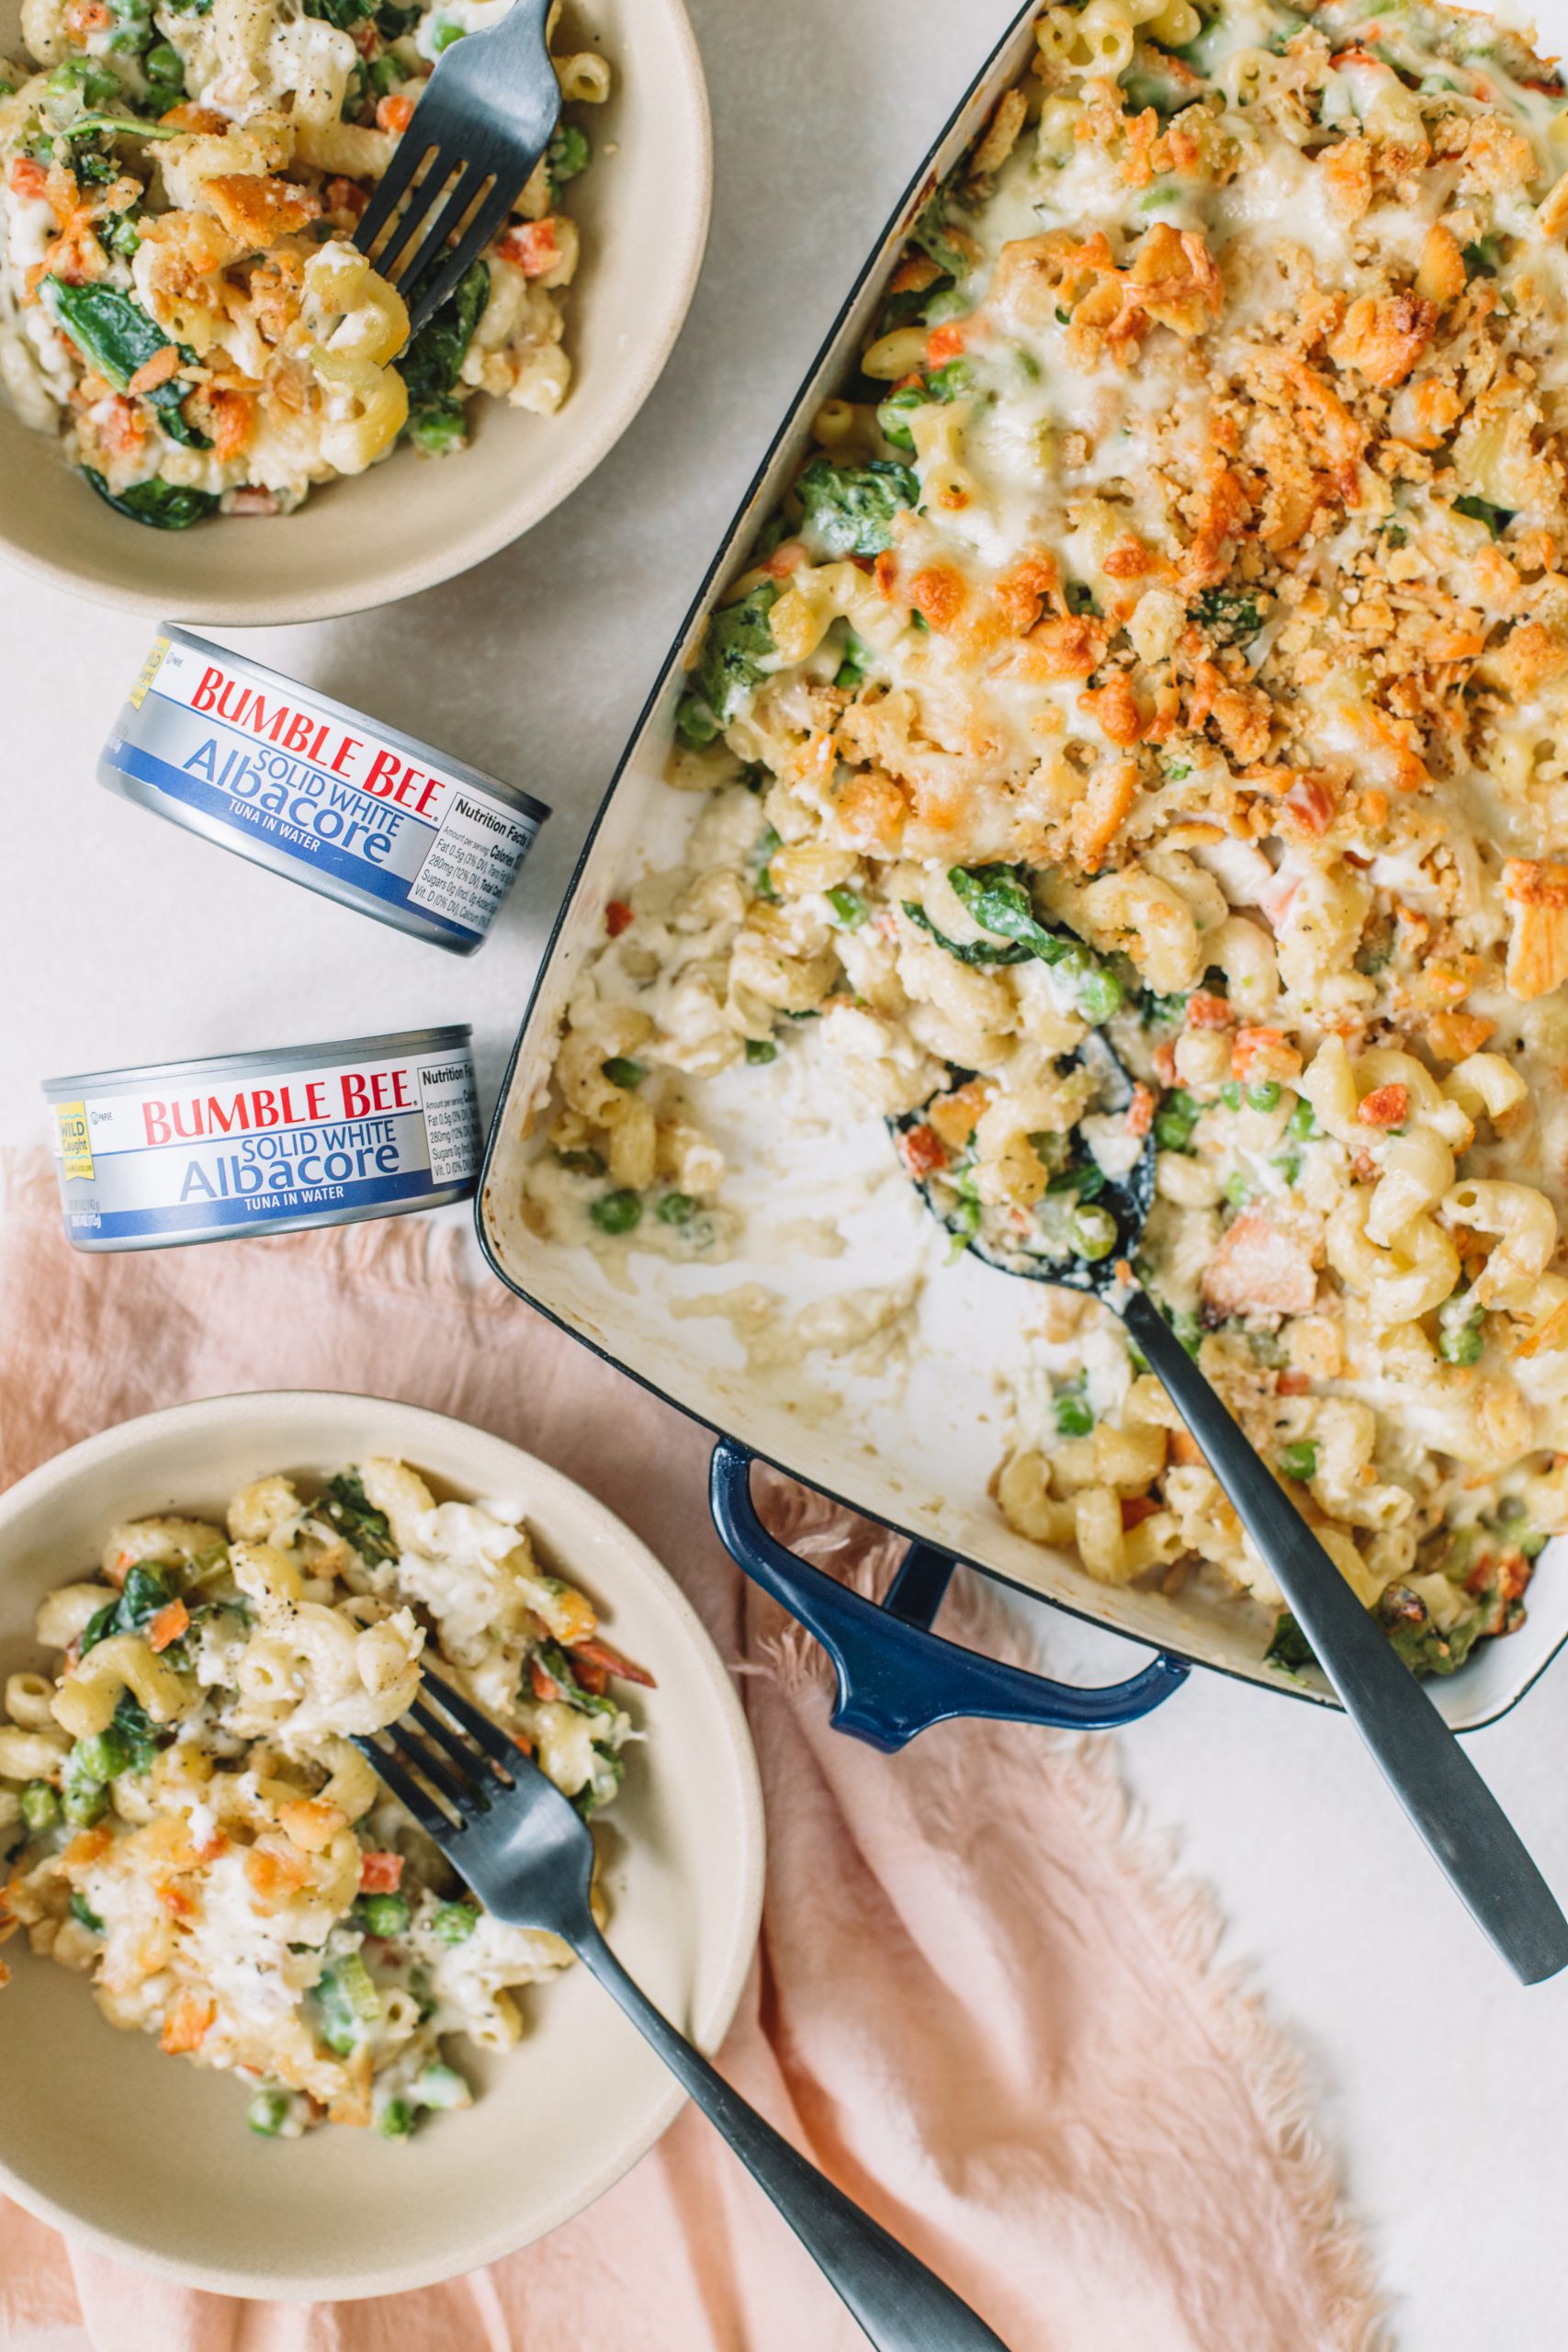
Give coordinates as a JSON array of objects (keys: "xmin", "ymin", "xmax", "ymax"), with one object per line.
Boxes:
[
  {"xmin": 417, "ymin": 1056, "xmax": 483, "ymax": 1186},
  {"xmin": 410, "ymin": 792, "xmax": 537, "ymax": 934}
]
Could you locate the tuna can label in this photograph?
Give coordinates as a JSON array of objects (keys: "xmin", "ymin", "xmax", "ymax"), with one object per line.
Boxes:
[
  {"xmin": 109, "ymin": 637, "xmax": 541, "ymax": 948},
  {"xmin": 48, "ymin": 1043, "xmax": 480, "ymax": 1247}
]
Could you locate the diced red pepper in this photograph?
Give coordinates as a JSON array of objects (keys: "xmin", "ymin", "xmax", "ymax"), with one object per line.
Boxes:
[
  {"xmin": 1356, "ymin": 1083, "xmax": 1408, "ymax": 1128},
  {"xmin": 605, "ymin": 899, "xmax": 634, "ymax": 937},
  {"xmin": 900, "ymin": 1124, "xmax": 948, "ymax": 1179},
  {"xmin": 358, "ymin": 1849, "xmax": 404, "ymax": 1893},
  {"xmin": 570, "ymin": 1636, "xmax": 657, "ymax": 1690}
]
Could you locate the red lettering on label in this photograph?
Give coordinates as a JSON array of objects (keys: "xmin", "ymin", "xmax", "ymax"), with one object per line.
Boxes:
[
  {"xmin": 249, "ymin": 1089, "xmax": 279, "ymax": 1130},
  {"xmin": 391, "ymin": 1067, "xmax": 412, "ymax": 1109},
  {"xmin": 363, "ymin": 748, "xmax": 403, "ymax": 801},
  {"xmin": 306, "ymin": 1080, "xmax": 327, "ymax": 1118},
  {"xmin": 331, "ymin": 734, "xmax": 361, "ymax": 777},
  {"xmin": 340, "ymin": 1070, "xmax": 368, "ymax": 1117},
  {"xmin": 142, "ymin": 1101, "xmax": 170, "ymax": 1146},
  {"xmin": 413, "ymin": 772, "xmax": 442, "ymax": 816},
  {"xmin": 307, "ymin": 722, "xmax": 331, "ymax": 764},
  {"xmin": 192, "ymin": 667, "xmax": 223, "ymax": 715},
  {"xmin": 204, "ymin": 1093, "xmax": 250, "ymax": 1136},
  {"xmin": 281, "ymin": 708, "xmax": 315, "ymax": 755}
]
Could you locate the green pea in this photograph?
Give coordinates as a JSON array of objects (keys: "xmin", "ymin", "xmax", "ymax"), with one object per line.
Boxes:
[
  {"xmin": 656, "ymin": 1192, "xmax": 696, "ymax": 1226},
  {"xmin": 674, "ymin": 693, "xmax": 720, "ymax": 751},
  {"xmin": 357, "ymin": 1892, "xmax": 411, "ymax": 1938},
  {"xmin": 1076, "ymin": 966, "xmax": 1122, "ymax": 1023},
  {"xmin": 1519, "ymin": 1531, "xmax": 1548, "ymax": 1559},
  {"xmin": 1224, "ymin": 1172, "xmax": 1253, "ymax": 1208},
  {"xmin": 1220, "ymin": 1081, "xmax": 1243, "ymax": 1111},
  {"xmin": 1070, "ymin": 1204, "xmax": 1119, "ymax": 1261},
  {"xmin": 601, "ymin": 1057, "xmax": 645, "ymax": 1090},
  {"xmin": 876, "ymin": 383, "xmax": 925, "ymax": 452},
  {"xmin": 1055, "ymin": 1393, "xmax": 1094, "ymax": 1437},
  {"xmin": 928, "ymin": 357, "xmax": 975, "ymax": 400},
  {"xmin": 1247, "ymin": 1080, "xmax": 1281, "ymax": 1113},
  {"xmin": 413, "ymin": 2060, "xmax": 470, "ymax": 2109},
  {"xmin": 1287, "ymin": 1097, "xmax": 1316, "ymax": 1138},
  {"xmin": 429, "ymin": 16, "xmax": 464, "ymax": 47},
  {"xmin": 74, "ymin": 1727, "xmax": 131, "ymax": 1783},
  {"xmin": 143, "ymin": 41, "xmax": 184, "ymax": 85},
  {"xmin": 432, "ymin": 1901, "xmax": 479, "ymax": 1942},
  {"xmin": 744, "ymin": 1038, "xmax": 778, "ymax": 1066},
  {"xmin": 547, "ymin": 122, "xmax": 590, "ymax": 185},
  {"xmin": 1153, "ymin": 1092, "xmax": 1199, "ymax": 1152},
  {"xmin": 367, "ymin": 52, "xmax": 403, "ymax": 95},
  {"xmin": 1280, "ymin": 1441, "xmax": 1318, "ymax": 1481},
  {"xmin": 247, "ymin": 2089, "xmax": 290, "ymax": 2136},
  {"xmin": 20, "ymin": 1781, "xmax": 61, "ymax": 1833},
  {"xmin": 590, "ymin": 1190, "xmax": 642, "ymax": 1235},
  {"xmin": 1439, "ymin": 1319, "xmax": 1484, "ymax": 1367},
  {"xmin": 61, "ymin": 1777, "xmax": 108, "ymax": 1828},
  {"xmin": 377, "ymin": 2098, "xmax": 415, "ymax": 2138}
]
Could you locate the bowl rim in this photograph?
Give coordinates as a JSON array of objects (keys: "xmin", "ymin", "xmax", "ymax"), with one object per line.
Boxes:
[
  {"xmin": 0, "ymin": 0, "xmax": 714, "ymax": 628},
  {"xmin": 0, "ymin": 1387, "xmax": 766, "ymax": 2300}
]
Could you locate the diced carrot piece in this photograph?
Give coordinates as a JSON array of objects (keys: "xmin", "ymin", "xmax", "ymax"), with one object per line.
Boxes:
[
  {"xmin": 156, "ymin": 1876, "xmax": 196, "ymax": 1920},
  {"xmin": 160, "ymin": 1991, "xmax": 216, "ymax": 2054},
  {"xmin": 570, "ymin": 1636, "xmax": 657, "ymax": 1690},
  {"xmin": 1276, "ymin": 1372, "xmax": 1312, "ymax": 1396},
  {"xmin": 1356, "ymin": 1083, "xmax": 1408, "ymax": 1128},
  {"xmin": 1120, "ymin": 1495, "xmax": 1163, "ymax": 1530},
  {"xmin": 498, "ymin": 217, "xmax": 559, "ymax": 277},
  {"xmin": 326, "ymin": 175, "xmax": 368, "ymax": 220},
  {"xmin": 146, "ymin": 1599, "xmax": 189, "ymax": 1653},
  {"xmin": 1284, "ymin": 775, "xmax": 1337, "ymax": 834},
  {"xmin": 377, "ymin": 92, "xmax": 415, "ymax": 133},
  {"xmin": 763, "ymin": 538, "xmax": 807, "ymax": 578},
  {"xmin": 1125, "ymin": 1083, "xmax": 1156, "ymax": 1139},
  {"xmin": 1186, "ymin": 991, "xmax": 1233, "ymax": 1030},
  {"xmin": 899, "ymin": 1124, "xmax": 948, "ymax": 1179},
  {"xmin": 209, "ymin": 387, "xmax": 254, "ymax": 462},
  {"xmin": 529, "ymin": 1656, "xmax": 562, "ymax": 1704},
  {"xmin": 63, "ymin": 1828, "xmax": 111, "ymax": 1871},
  {"xmin": 9, "ymin": 158, "xmax": 49, "ymax": 202},
  {"xmin": 927, "ymin": 320, "xmax": 968, "ymax": 364},
  {"xmin": 357, "ymin": 1849, "xmax": 403, "ymax": 1894}
]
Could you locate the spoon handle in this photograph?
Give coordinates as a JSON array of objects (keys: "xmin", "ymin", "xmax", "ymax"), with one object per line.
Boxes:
[{"xmin": 1122, "ymin": 1288, "xmax": 1568, "ymax": 1984}]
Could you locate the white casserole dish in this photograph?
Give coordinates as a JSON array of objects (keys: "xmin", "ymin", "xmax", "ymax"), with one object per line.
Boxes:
[{"xmin": 478, "ymin": 0, "xmax": 1568, "ymax": 1736}]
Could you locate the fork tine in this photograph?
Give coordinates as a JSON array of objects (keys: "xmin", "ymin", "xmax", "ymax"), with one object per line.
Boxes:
[
  {"xmin": 382, "ymin": 1716, "xmax": 490, "ymax": 1817},
  {"xmin": 400, "ymin": 180, "xmax": 517, "ymax": 341},
  {"xmin": 349, "ymin": 1731, "xmax": 454, "ymax": 1838},
  {"xmin": 354, "ymin": 130, "xmax": 440, "ymax": 261},
  {"xmin": 367, "ymin": 153, "xmax": 461, "ymax": 288},
  {"xmin": 411, "ymin": 1695, "xmax": 503, "ymax": 1780},
  {"xmin": 418, "ymin": 1666, "xmax": 522, "ymax": 1778},
  {"xmin": 384, "ymin": 157, "xmax": 487, "ymax": 302}
]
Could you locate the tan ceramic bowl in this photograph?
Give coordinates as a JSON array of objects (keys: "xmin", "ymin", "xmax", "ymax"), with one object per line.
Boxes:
[
  {"xmin": 0, "ymin": 1392, "xmax": 763, "ymax": 2298},
  {"xmin": 0, "ymin": 0, "xmax": 710, "ymax": 624}
]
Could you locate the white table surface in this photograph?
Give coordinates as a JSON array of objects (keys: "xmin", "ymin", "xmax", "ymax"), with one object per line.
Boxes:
[{"xmin": 3, "ymin": 4, "xmax": 1565, "ymax": 2346}]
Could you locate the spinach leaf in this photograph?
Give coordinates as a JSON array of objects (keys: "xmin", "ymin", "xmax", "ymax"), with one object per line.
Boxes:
[
  {"xmin": 1374, "ymin": 1582, "xmax": 1485, "ymax": 1677},
  {"xmin": 795, "ymin": 457, "xmax": 919, "ymax": 560},
  {"xmin": 406, "ymin": 399, "xmax": 468, "ymax": 455},
  {"xmin": 536, "ymin": 1641, "xmax": 619, "ymax": 1721},
  {"xmin": 693, "ymin": 582, "xmax": 780, "ymax": 727},
  {"xmin": 911, "ymin": 190, "xmax": 972, "ymax": 281},
  {"xmin": 44, "ymin": 279, "xmax": 208, "ymax": 445},
  {"xmin": 375, "ymin": 0, "xmax": 421, "ymax": 31},
  {"xmin": 400, "ymin": 257, "xmax": 490, "ymax": 413},
  {"xmin": 118, "ymin": 1565, "xmax": 177, "ymax": 1630},
  {"xmin": 1264, "ymin": 1611, "xmax": 1316, "ymax": 1675},
  {"xmin": 304, "ymin": 0, "xmax": 367, "ymax": 27},
  {"xmin": 318, "ymin": 1472, "xmax": 399, "ymax": 1565},
  {"xmin": 1191, "ymin": 586, "xmax": 1268, "ymax": 645},
  {"xmin": 84, "ymin": 471, "xmax": 219, "ymax": 528},
  {"xmin": 947, "ymin": 864, "xmax": 1065, "ymax": 956},
  {"xmin": 1452, "ymin": 493, "xmax": 1514, "ymax": 538},
  {"xmin": 902, "ymin": 900, "xmax": 1032, "ymax": 966}
]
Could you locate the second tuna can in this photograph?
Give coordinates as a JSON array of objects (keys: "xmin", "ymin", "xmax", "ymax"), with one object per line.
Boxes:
[{"xmin": 101, "ymin": 627, "xmax": 549, "ymax": 956}]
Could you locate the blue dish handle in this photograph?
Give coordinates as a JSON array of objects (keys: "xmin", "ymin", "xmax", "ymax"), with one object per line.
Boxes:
[{"xmin": 708, "ymin": 1439, "xmax": 1190, "ymax": 1752}]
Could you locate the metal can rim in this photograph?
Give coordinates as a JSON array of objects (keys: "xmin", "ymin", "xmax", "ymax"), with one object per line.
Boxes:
[
  {"xmin": 141, "ymin": 625, "xmax": 552, "ymax": 829},
  {"xmin": 41, "ymin": 1024, "xmax": 474, "ymax": 1101}
]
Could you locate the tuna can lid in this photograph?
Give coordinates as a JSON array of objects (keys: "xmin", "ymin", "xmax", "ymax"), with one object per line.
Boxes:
[{"xmin": 41, "ymin": 1025, "xmax": 474, "ymax": 1099}]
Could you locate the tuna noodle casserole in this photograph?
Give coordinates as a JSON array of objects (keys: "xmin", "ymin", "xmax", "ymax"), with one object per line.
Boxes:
[
  {"xmin": 534, "ymin": 0, "xmax": 1568, "ymax": 1676},
  {"xmin": 0, "ymin": 0, "xmax": 608, "ymax": 523},
  {"xmin": 0, "ymin": 1460, "xmax": 651, "ymax": 2137}
]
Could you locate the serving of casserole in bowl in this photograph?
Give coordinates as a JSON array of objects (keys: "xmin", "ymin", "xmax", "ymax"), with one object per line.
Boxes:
[
  {"xmin": 481, "ymin": 0, "xmax": 1568, "ymax": 1733},
  {"xmin": 0, "ymin": 0, "xmax": 710, "ymax": 621},
  {"xmin": 0, "ymin": 1391, "xmax": 762, "ymax": 2296}
]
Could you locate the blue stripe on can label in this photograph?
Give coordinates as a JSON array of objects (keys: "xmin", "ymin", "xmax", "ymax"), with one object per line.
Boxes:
[
  {"xmin": 47, "ymin": 1036, "xmax": 480, "ymax": 1250},
  {"xmin": 108, "ymin": 634, "xmax": 543, "ymax": 950}
]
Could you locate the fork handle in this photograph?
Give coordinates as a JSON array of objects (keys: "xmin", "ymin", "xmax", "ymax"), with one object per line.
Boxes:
[
  {"xmin": 1122, "ymin": 1288, "xmax": 1568, "ymax": 1984},
  {"xmin": 575, "ymin": 1928, "xmax": 1012, "ymax": 2351}
]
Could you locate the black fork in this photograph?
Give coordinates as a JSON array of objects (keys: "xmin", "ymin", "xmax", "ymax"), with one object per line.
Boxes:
[
  {"xmin": 353, "ymin": 1668, "xmax": 1014, "ymax": 2352},
  {"xmin": 354, "ymin": 0, "xmax": 560, "ymax": 344}
]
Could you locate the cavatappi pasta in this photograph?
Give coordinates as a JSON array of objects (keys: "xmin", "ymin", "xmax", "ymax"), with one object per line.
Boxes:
[
  {"xmin": 0, "ymin": 1460, "xmax": 652, "ymax": 2137},
  {"xmin": 0, "ymin": 0, "xmax": 607, "ymax": 523},
  {"xmin": 528, "ymin": 0, "xmax": 1568, "ymax": 1678}
]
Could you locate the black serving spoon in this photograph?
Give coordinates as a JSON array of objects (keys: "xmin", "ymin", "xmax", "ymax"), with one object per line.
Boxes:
[{"xmin": 893, "ymin": 1038, "xmax": 1568, "ymax": 1984}]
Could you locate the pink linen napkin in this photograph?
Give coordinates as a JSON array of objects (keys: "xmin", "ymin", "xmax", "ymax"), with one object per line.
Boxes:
[{"xmin": 0, "ymin": 1152, "xmax": 1382, "ymax": 2350}]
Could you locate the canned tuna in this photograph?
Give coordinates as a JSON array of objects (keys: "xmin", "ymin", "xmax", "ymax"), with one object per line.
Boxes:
[
  {"xmin": 44, "ymin": 1029, "xmax": 480, "ymax": 1251},
  {"xmin": 100, "ymin": 628, "xmax": 548, "ymax": 956}
]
